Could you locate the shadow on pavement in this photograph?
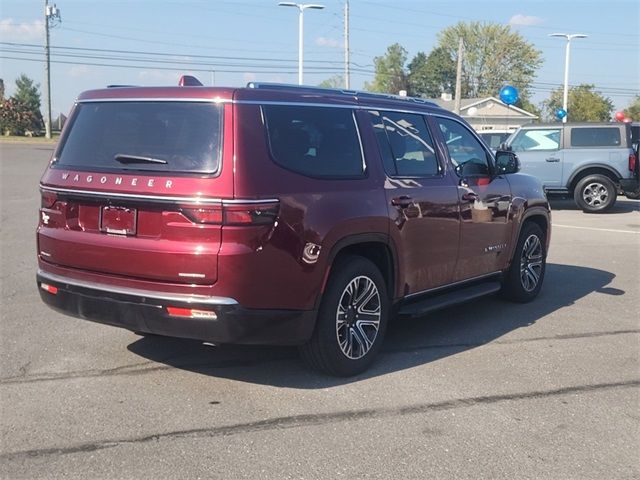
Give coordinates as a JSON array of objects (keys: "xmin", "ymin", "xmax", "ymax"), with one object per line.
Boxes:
[
  {"xmin": 549, "ymin": 197, "xmax": 639, "ymax": 214},
  {"xmin": 127, "ymin": 263, "xmax": 618, "ymax": 388}
]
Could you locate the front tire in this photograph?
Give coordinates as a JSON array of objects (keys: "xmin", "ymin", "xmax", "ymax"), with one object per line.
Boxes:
[
  {"xmin": 574, "ymin": 174, "xmax": 617, "ymax": 213},
  {"xmin": 502, "ymin": 222, "xmax": 546, "ymax": 303},
  {"xmin": 300, "ymin": 255, "xmax": 389, "ymax": 376}
]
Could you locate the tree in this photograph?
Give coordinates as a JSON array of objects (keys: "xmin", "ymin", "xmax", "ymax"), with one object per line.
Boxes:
[
  {"xmin": 11, "ymin": 74, "xmax": 43, "ymax": 133},
  {"xmin": 543, "ymin": 84, "xmax": 614, "ymax": 122},
  {"xmin": 407, "ymin": 47, "xmax": 456, "ymax": 98},
  {"xmin": 318, "ymin": 75, "xmax": 345, "ymax": 89},
  {"xmin": 515, "ymin": 97, "xmax": 541, "ymax": 118},
  {"xmin": 0, "ymin": 99, "xmax": 41, "ymax": 136},
  {"xmin": 623, "ymin": 95, "xmax": 640, "ymax": 121},
  {"xmin": 365, "ymin": 43, "xmax": 408, "ymax": 94},
  {"xmin": 0, "ymin": 75, "xmax": 44, "ymax": 135},
  {"xmin": 436, "ymin": 22, "xmax": 542, "ymax": 99}
]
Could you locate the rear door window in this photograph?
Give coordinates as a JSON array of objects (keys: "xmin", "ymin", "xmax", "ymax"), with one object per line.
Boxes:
[
  {"xmin": 263, "ymin": 105, "xmax": 364, "ymax": 178},
  {"xmin": 368, "ymin": 110, "xmax": 441, "ymax": 177},
  {"xmin": 570, "ymin": 127, "xmax": 621, "ymax": 147},
  {"xmin": 56, "ymin": 102, "xmax": 223, "ymax": 174}
]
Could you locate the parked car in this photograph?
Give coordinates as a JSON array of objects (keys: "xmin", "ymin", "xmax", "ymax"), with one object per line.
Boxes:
[
  {"xmin": 36, "ymin": 79, "xmax": 550, "ymax": 376},
  {"xmin": 477, "ymin": 129, "xmax": 515, "ymax": 151},
  {"xmin": 631, "ymin": 122, "xmax": 639, "ymax": 151},
  {"xmin": 505, "ymin": 122, "xmax": 639, "ymax": 211}
]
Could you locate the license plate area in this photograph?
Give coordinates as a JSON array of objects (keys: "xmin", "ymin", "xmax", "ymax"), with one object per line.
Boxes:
[{"xmin": 100, "ymin": 206, "xmax": 137, "ymax": 236}]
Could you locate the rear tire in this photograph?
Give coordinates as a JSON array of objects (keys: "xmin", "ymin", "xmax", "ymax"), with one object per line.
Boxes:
[
  {"xmin": 300, "ymin": 255, "xmax": 389, "ymax": 376},
  {"xmin": 502, "ymin": 222, "xmax": 546, "ymax": 303},
  {"xmin": 573, "ymin": 174, "xmax": 617, "ymax": 213}
]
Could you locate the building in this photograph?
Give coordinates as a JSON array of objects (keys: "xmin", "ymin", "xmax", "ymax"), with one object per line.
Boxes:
[{"xmin": 427, "ymin": 93, "xmax": 538, "ymax": 133}]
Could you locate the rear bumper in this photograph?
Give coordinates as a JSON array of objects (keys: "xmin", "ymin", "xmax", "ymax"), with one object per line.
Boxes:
[
  {"xmin": 37, "ymin": 270, "xmax": 316, "ymax": 346},
  {"xmin": 619, "ymin": 178, "xmax": 639, "ymax": 197}
]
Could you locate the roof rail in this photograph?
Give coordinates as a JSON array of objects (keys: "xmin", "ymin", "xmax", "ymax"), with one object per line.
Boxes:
[
  {"xmin": 246, "ymin": 82, "xmax": 440, "ymax": 108},
  {"xmin": 106, "ymin": 85, "xmax": 137, "ymax": 88}
]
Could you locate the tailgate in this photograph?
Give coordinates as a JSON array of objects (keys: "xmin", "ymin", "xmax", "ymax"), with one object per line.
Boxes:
[{"xmin": 38, "ymin": 190, "xmax": 222, "ymax": 284}]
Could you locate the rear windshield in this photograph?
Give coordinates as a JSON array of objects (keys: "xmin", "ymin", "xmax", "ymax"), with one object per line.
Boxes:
[
  {"xmin": 570, "ymin": 127, "xmax": 621, "ymax": 148},
  {"xmin": 55, "ymin": 102, "xmax": 223, "ymax": 174}
]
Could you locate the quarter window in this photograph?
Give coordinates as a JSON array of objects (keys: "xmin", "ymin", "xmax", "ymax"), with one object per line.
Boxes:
[
  {"xmin": 436, "ymin": 117, "xmax": 491, "ymax": 177},
  {"xmin": 368, "ymin": 111, "xmax": 441, "ymax": 177},
  {"xmin": 263, "ymin": 105, "xmax": 364, "ymax": 178},
  {"xmin": 570, "ymin": 127, "xmax": 621, "ymax": 147}
]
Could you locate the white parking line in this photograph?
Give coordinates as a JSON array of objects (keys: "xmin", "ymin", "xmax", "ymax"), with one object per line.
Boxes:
[{"xmin": 553, "ymin": 224, "xmax": 640, "ymax": 234}]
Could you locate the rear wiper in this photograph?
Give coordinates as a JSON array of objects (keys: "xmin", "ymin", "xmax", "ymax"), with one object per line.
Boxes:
[{"xmin": 114, "ymin": 154, "xmax": 168, "ymax": 165}]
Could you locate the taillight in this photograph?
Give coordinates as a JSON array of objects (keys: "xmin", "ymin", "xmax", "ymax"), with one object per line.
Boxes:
[
  {"xmin": 181, "ymin": 207, "xmax": 223, "ymax": 224},
  {"xmin": 41, "ymin": 190, "xmax": 57, "ymax": 208},
  {"xmin": 223, "ymin": 202, "xmax": 279, "ymax": 225},
  {"xmin": 630, "ymin": 152, "xmax": 637, "ymax": 172},
  {"xmin": 180, "ymin": 201, "xmax": 279, "ymax": 226}
]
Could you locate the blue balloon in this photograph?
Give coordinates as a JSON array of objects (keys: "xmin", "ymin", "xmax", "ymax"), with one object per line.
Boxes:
[
  {"xmin": 555, "ymin": 108, "xmax": 567, "ymax": 120},
  {"xmin": 499, "ymin": 85, "xmax": 519, "ymax": 105}
]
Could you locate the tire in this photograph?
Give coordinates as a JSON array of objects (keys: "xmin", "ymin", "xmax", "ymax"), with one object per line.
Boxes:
[
  {"xmin": 573, "ymin": 174, "xmax": 617, "ymax": 213},
  {"xmin": 502, "ymin": 222, "xmax": 546, "ymax": 303},
  {"xmin": 300, "ymin": 255, "xmax": 389, "ymax": 376}
]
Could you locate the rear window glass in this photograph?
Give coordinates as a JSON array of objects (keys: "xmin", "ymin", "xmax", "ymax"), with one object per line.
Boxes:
[
  {"xmin": 55, "ymin": 102, "xmax": 223, "ymax": 174},
  {"xmin": 263, "ymin": 105, "xmax": 364, "ymax": 178},
  {"xmin": 570, "ymin": 127, "xmax": 621, "ymax": 147}
]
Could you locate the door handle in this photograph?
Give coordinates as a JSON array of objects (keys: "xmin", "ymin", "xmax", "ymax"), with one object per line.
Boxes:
[
  {"xmin": 545, "ymin": 157, "xmax": 560, "ymax": 162},
  {"xmin": 461, "ymin": 192, "xmax": 479, "ymax": 202},
  {"xmin": 391, "ymin": 196, "xmax": 413, "ymax": 208}
]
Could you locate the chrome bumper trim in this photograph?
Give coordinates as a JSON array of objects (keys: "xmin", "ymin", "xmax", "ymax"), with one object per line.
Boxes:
[{"xmin": 37, "ymin": 269, "xmax": 238, "ymax": 306}]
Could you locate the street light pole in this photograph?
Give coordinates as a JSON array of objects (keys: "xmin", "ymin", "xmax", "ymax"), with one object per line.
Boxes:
[
  {"xmin": 549, "ymin": 33, "xmax": 587, "ymax": 123},
  {"xmin": 278, "ymin": 2, "xmax": 325, "ymax": 85}
]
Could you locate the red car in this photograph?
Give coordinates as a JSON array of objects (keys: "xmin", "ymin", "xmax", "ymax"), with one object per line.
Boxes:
[{"xmin": 37, "ymin": 79, "xmax": 550, "ymax": 376}]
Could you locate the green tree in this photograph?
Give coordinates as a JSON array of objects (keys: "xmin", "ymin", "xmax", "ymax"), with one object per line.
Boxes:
[
  {"xmin": 10, "ymin": 74, "xmax": 43, "ymax": 133},
  {"xmin": 623, "ymin": 95, "xmax": 640, "ymax": 121},
  {"xmin": 437, "ymin": 22, "xmax": 542, "ymax": 99},
  {"xmin": 0, "ymin": 99, "xmax": 41, "ymax": 136},
  {"xmin": 543, "ymin": 84, "xmax": 614, "ymax": 122},
  {"xmin": 318, "ymin": 75, "xmax": 345, "ymax": 89},
  {"xmin": 407, "ymin": 47, "xmax": 456, "ymax": 98},
  {"xmin": 515, "ymin": 97, "xmax": 541, "ymax": 118},
  {"xmin": 365, "ymin": 43, "xmax": 408, "ymax": 94}
]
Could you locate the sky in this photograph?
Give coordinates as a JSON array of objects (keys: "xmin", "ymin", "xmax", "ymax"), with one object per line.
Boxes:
[{"xmin": 1, "ymin": 0, "xmax": 638, "ymax": 118}]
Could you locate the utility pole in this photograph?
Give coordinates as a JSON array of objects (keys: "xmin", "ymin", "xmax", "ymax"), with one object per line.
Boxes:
[
  {"xmin": 453, "ymin": 37, "xmax": 463, "ymax": 114},
  {"xmin": 344, "ymin": 1, "xmax": 350, "ymax": 89},
  {"xmin": 44, "ymin": 0, "xmax": 61, "ymax": 139}
]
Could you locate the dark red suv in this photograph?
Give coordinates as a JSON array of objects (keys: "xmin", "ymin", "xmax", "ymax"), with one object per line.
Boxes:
[{"xmin": 37, "ymin": 80, "xmax": 551, "ymax": 376}]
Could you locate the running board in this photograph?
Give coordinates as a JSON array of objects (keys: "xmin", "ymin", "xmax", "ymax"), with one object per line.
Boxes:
[{"xmin": 397, "ymin": 281, "xmax": 502, "ymax": 318}]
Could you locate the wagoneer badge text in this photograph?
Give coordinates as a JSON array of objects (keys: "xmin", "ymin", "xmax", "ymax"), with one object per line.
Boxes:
[{"xmin": 61, "ymin": 172, "xmax": 173, "ymax": 189}]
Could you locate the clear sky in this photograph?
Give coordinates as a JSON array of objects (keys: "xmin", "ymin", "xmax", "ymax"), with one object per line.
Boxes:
[{"xmin": 1, "ymin": 0, "xmax": 638, "ymax": 118}]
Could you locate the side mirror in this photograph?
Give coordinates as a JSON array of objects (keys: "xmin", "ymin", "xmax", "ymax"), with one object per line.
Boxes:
[{"xmin": 495, "ymin": 151, "xmax": 520, "ymax": 174}]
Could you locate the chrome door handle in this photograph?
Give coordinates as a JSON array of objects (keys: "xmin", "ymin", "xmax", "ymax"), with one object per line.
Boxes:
[
  {"xmin": 461, "ymin": 192, "xmax": 479, "ymax": 202},
  {"xmin": 545, "ymin": 157, "xmax": 560, "ymax": 162},
  {"xmin": 391, "ymin": 196, "xmax": 413, "ymax": 208}
]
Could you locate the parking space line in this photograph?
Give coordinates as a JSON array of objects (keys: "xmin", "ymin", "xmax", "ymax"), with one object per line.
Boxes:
[{"xmin": 552, "ymin": 224, "xmax": 640, "ymax": 234}]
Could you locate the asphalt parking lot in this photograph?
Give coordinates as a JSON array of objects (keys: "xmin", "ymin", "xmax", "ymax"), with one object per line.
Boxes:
[{"xmin": 1, "ymin": 142, "xmax": 639, "ymax": 479}]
